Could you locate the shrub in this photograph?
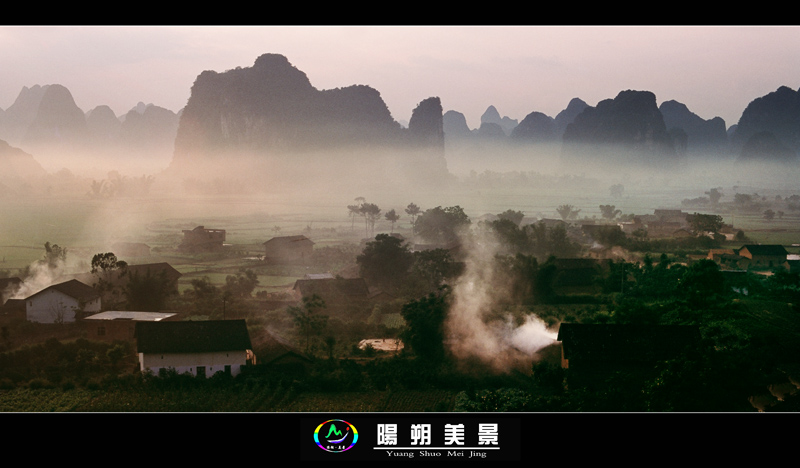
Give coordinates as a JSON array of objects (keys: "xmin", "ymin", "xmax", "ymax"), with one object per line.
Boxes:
[{"xmin": 28, "ymin": 378, "xmax": 55, "ymax": 390}]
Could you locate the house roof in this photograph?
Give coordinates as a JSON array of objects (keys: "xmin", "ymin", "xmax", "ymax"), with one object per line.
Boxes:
[
  {"xmin": 263, "ymin": 235, "xmax": 314, "ymax": 247},
  {"xmin": 123, "ymin": 263, "xmax": 182, "ymax": 281},
  {"xmin": 304, "ymin": 273, "xmax": 335, "ymax": 280},
  {"xmin": 739, "ymin": 244, "xmax": 789, "ymax": 257},
  {"xmin": 256, "ymin": 329, "xmax": 312, "ymax": 365},
  {"xmin": 85, "ymin": 311, "xmax": 177, "ymax": 321},
  {"xmin": 557, "ymin": 323, "xmax": 700, "ymax": 363},
  {"xmin": 27, "ymin": 279, "xmax": 99, "ymax": 302},
  {"xmin": 135, "ymin": 319, "xmax": 252, "ymax": 354},
  {"xmin": 709, "ymin": 249, "xmax": 736, "ymax": 256}
]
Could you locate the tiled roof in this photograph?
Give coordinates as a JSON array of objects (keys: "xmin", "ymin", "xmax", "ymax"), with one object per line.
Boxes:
[
  {"xmin": 28, "ymin": 279, "xmax": 99, "ymax": 302},
  {"xmin": 136, "ymin": 319, "xmax": 252, "ymax": 354},
  {"xmin": 740, "ymin": 244, "xmax": 789, "ymax": 256},
  {"xmin": 263, "ymin": 235, "xmax": 314, "ymax": 246}
]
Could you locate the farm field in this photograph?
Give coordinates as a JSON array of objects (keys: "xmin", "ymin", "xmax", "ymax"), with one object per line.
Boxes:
[{"xmin": 0, "ymin": 386, "xmax": 459, "ymax": 413}]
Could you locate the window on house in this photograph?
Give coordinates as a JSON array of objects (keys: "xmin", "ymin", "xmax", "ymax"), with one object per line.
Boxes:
[
  {"xmin": 225, "ymin": 365, "xmax": 231, "ymax": 375},
  {"xmin": 97, "ymin": 326, "xmax": 105, "ymax": 336},
  {"xmin": 197, "ymin": 366, "xmax": 206, "ymax": 378}
]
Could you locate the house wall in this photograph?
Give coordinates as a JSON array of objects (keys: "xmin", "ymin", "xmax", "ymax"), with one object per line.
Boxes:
[
  {"xmin": 85, "ymin": 320, "xmax": 137, "ymax": 342},
  {"xmin": 264, "ymin": 242, "xmax": 314, "ymax": 263},
  {"xmin": 745, "ymin": 255, "xmax": 786, "ymax": 267},
  {"xmin": 139, "ymin": 350, "xmax": 249, "ymax": 378},
  {"xmin": 26, "ymin": 290, "xmax": 100, "ymax": 324}
]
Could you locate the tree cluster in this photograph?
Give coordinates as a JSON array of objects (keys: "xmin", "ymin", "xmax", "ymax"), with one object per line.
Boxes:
[
  {"xmin": 485, "ymin": 219, "xmax": 581, "ymax": 260},
  {"xmin": 414, "ymin": 206, "xmax": 470, "ymax": 244},
  {"xmin": 356, "ymin": 234, "xmax": 462, "ymax": 296}
]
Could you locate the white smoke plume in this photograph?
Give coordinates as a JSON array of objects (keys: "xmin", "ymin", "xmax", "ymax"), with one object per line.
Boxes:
[
  {"xmin": 10, "ymin": 256, "xmax": 74, "ymax": 301},
  {"xmin": 444, "ymin": 227, "xmax": 558, "ymax": 373}
]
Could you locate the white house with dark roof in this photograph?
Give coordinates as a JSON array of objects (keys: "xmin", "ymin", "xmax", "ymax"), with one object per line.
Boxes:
[
  {"xmin": 135, "ymin": 319, "xmax": 254, "ymax": 378},
  {"xmin": 25, "ymin": 279, "xmax": 100, "ymax": 323}
]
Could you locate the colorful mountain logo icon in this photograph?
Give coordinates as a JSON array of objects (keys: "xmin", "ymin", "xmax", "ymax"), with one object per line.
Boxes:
[{"xmin": 314, "ymin": 419, "xmax": 358, "ymax": 453}]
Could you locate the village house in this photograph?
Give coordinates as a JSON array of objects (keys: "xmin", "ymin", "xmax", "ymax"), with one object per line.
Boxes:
[
  {"xmin": 618, "ymin": 216, "xmax": 644, "ymax": 235},
  {"xmin": 737, "ymin": 244, "xmax": 789, "ymax": 269},
  {"xmin": 707, "ymin": 248, "xmax": 743, "ymax": 270},
  {"xmin": 784, "ymin": 259, "xmax": 800, "ymax": 274},
  {"xmin": 135, "ymin": 319, "xmax": 255, "ymax": 378},
  {"xmin": 253, "ymin": 329, "xmax": 313, "ymax": 374},
  {"xmin": 122, "ymin": 263, "xmax": 182, "ymax": 286},
  {"xmin": 304, "ymin": 273, "xmax": 334, "ymax": 280},
  {"xmin": 263, "ymin": 235, "xmax": 314, "ymax": 264},
  {"xmin": 83, "ymin": 310, "xmax": 179, "ymax": 342},
  {"xmin": 25, "ymin": 279, "xmax": 101, "ymax": 324},
  {"xmin": 72, "ymin": 262, "xmax": 182, "ymax": 308},
  {"xmin": 179, "ymin": 226, "xmax": 226, "ymax": 252},
  {"xmin": 653, "ymin": 209, "xmax": 688, "ymax": 224}
]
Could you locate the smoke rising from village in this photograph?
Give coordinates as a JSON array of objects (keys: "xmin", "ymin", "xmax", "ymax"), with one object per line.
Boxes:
[
  {"xmin": 445, "ymin": 228, "xmax": 558, "ymax": 373},
  {"xmin": 9, "ymin": 256, "xmax": 71, "ymax": 300}
]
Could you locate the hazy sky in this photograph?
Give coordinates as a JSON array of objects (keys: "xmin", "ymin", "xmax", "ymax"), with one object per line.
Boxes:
[{"xmin": 2, "ymin": 26, "xmax": 799, "ymax": 129}]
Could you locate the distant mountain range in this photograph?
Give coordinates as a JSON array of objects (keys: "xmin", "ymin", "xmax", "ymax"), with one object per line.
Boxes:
[
  {"xmin": 0, "ymin": 84, "xmax": 180, "ymax": 178},
  {"xmin": 1, "ymin": 53, "xmax": 799, "ymax": 189}
]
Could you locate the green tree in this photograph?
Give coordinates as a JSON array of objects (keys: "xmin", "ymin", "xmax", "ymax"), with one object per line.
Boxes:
[
  {"xmin": 548, "ymin": 223, "xmax": 581, "ymax": 258},
  {"xmin": 706, "ymin": 188, "xmax": 723, "ymax": 204},
  {"xmin": 360, "ymin": 203, "xmax": 382, "ymax": 238},
  {"xmin": 91, "ymin": 252, "xmax": 127, "ymax": 275},
  {"xmin": 347, "ymin": 204, "xmax": 361, "ymax": 231},
  {"xmin": 385, "ymin": 209, "xmax": 401, "ymax": 234},
  {"xmin": 499, "ymin": 254, "xmax": 557, "ymax": 304},
  {"xmin": 43, "ymin": 242, "xmax": 67, "ymax": 268},
  {"xmin": 400, "ymin": 287, "xmax": 450, "ymax": 362},
  {"xmin": 497, "ymin": 209, "xmax": 524, "ymax": 226},
  {"xmin": 688, "ymin": 213, "xmax": 724, "ymax": 234},
  {"xmin": 90, "ymin": 252, "xmax": 128, "ymax": 309},
  {"xmin": 556, "ymin": 204, "xmax": 580, "ymax": 221},
  {"xmin": 224, "ymin": 269, "xmax": 259, "ymax": 298},
  {"xmin": 357, "ymin": 234, "xmax": 414, "ymax": 290},
  {"xmin": 125, "ymin": 268, "xmax": 175, "ymax": 312},
  {"xmin": 182, "ymin": 277, "xmax": 220, "ymax": 317},
  {"xmin": 489, "ymin": 218, "xmax": 531, "ymax": 254},
  {"xmin": 288, "ymin": 294, "xmax": 328, "ymax": 353},
  {"xmin": 414, "ymin": 206, "xmax": 470, "ymax": 244},
  {"xmin": 680, "ymin": 259, "xmax": 726, "ymax": 305},
  {"xmin": 410, "ymin": 248, "xmax": 464, "ymax": 294},
  {"xmin": 599, "ymin": 205, "xmax": 621, "ymax": 220},
  {"xmin": 405, "ymin": 203, "xmax": 421, "ymax": 232},
  {"xmin": 764, "ymin": 209, "xmax": 775, "ymax": 221}
]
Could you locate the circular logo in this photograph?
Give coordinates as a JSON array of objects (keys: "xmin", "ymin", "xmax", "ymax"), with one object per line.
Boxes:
[{"xmin": 314, "ymin": 419, "xmax": 358, "ymax": 453}]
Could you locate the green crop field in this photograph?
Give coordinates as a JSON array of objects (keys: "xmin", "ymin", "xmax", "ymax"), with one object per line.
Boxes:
[{"xmin": 0, "ymin": 386, "xmax": 459, "ymax": 413}]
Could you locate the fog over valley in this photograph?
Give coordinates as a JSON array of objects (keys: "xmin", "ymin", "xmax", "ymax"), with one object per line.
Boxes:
[{"xmin": 3, "ymin": 29, "xmax": 800, "ymax": 413}]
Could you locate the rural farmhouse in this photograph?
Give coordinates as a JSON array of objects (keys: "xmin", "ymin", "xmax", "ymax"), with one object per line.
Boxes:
[
  {"xmin": 25, "ymin": 279, "xmax": 101, "ymax": 324},
  {"xmin": 135, "ymin": 319, "xmax": 255, "ymax": 378},
  {"xmin": 263, "ymin": 235, "xmax": 314, "ymax": 264}
]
